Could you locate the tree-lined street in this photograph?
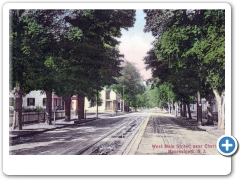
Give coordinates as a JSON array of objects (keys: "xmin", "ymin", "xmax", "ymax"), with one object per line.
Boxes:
[{"xmin": 9, "ymin": 9, "xmax": 226, "ymax": 156}]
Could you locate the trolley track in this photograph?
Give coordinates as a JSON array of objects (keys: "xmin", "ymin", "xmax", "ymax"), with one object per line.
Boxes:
[
  {"xmin": 77, "ymin": 115, "xmax": 148, "ymax": 155},
  {"xmin": 9, "ymin": 113, "xmax": 149, "ymax": 155}
]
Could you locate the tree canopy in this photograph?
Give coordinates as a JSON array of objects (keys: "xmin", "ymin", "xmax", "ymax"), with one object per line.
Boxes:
[
  {"xmin": 111, "ymin": 61, "xmax": 145, "ymax": 109},
  {"xmin": 143, "ymin": 9, "xmax": 225, "ymax": 126},
  {"xmin": 10, "ymin": 9, "xmax": 136, "ymax": 127}
]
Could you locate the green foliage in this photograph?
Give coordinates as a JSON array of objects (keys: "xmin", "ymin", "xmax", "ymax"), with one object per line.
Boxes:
[
  {"xmin": 20, "ymin": 106, "xmax": 45, "ymax": 113},
  {"xmin": 143, "ymin": 9, "xmax": 225, "ymax": 101},
  {"xmin": 84, "ymin": 88, "xmax": 104, "ymax": 107},
  {"xmin": 10, "ymin": 9, "xmax": 136, "ymax": 102},
  {"xmin": 111, "ymin": 61, "xmax": 145, "ymax": 108}
]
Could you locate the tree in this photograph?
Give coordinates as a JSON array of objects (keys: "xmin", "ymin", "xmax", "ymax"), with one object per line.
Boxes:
[
  {"xmin": 183, "ymin": 10, "xmax": 225, "ymax": 127},
  {"xmin": 143, "ymin": 9, "xmax": 225, "ymax": 126},
  {"xmin": 61, "ymin": 10, "xmax": 136, "ymax": 120},
  {"xmin": 22, "ymin": 10, "xmax": 66, "ymax": 125},
  {"xmin": 9, "ymin": 9, "xmax": 136, "ymax": 126},
  {"xmin": 18, "ymin": 10, "xmax": 136, "ymax": 122},
  {"xmin": 10, "ymin": 10, "xmax": 25, "ymax": 130},
  {"xmin": 112, "ymin": 61, "xmax": 145, "ymax": 111},
  {"xmin": 10, "ymin": 10, "xmax": 53, "ymax": 129}
]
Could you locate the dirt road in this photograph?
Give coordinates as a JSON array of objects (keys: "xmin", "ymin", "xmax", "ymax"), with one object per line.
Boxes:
[
  {"xmin": 9, "ymin": 110, "xmax": 222, "ymax": 155},
  {"xmin": 128, "ymin": 112, "xmax": 221, "ymax": 155},
  {"xmin": 9, "ymin": 113, "xmax": 147, "ymax": 155}
]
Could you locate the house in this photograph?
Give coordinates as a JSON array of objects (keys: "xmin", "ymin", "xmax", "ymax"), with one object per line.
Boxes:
[
  {"xmin": 9, "ymin": 91, "xmax": 47, "ymax": 111},
  {"xmin": 9, "ymin": 88, "xmax": 124, "ymax": 113},
  {"xmin": 84, "ymin": 89, "xmax": 123, "ymax": 113},
  {"xmin": 9, "ymin": 91, "xmax": 65, "ymax": 111}
]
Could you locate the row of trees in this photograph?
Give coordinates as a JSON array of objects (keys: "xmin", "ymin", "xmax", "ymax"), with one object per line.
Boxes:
[
  {"xmin": 111, "ymin": 61, "xmax": 145, "ymax": 111},
  {"xmin": 143, "ymin": 9, "xmax": 225, "ymax": 128},
  {"xmin": 10, "ymin": 10, "xmax": 136, "ymax": 130}
]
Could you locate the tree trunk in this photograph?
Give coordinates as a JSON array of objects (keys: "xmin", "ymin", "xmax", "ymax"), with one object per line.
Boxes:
[
  {"xmin": 96, "ymin": 90, "xmax": 98, "ymax": 119},
  {"xmin": 63, "ymin": 95, "xmax": 72, "ymax": 122},
  {"xmin": 205, "ymin": 99, "xmax": 214, "ymax": 125},
  {"xmin": 45, "ymin": 91, "xmax": 52, "ymax": 125},
  {"xmin": 197, "ymin": 91, "xmax": 202, "ymax": 125},
  {"xmin": 180, "ymin": 102, "xmax": 183, "ymax": 117},
  {"xmin": 11, "ymin": 85, "xmax": 23, "ymax": 130},
  {"xmin": 213, "ymin": 89, "xmax": 225, "ymax": 129},
  {"xmin": 168, "ymin": 103, "xmax": 170, "ymax": 114},
  {"xmin": 186, "ymin": 102, "xmax": 192, "ymax": 119},
  {"xmin": 126, "ymin": 105, "xmax": 129, "ymax": 112},
  {"xmin": 77, "ymin": 94, "xmax": 85, "ymax": 121},
  {"xmin": 174, "ymin": 102, "xmax": 178, "ymax": 116},
  {"xmin": 183, "ymin": 102, "xmax": 186, "ymax": 117}
]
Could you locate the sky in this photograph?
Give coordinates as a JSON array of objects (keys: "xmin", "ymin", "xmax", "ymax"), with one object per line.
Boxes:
[{"xmin": 117, "ymin": 9, "xmax": 155, "ymax": 81}]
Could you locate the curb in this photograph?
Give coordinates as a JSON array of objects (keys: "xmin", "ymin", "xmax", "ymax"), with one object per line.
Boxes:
[
  {"xmin": 197, "ymin": 125, "xmax": 224, "ymax": 137},
  {"xmin": 198, "ymin": 125, "xmax": 218, "ymax": 131},
  {"xmin": 127, "ymin": 114, "xmax": 151, "ymax": 155}
]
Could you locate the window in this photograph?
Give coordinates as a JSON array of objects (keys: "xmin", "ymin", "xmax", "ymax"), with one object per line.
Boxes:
[
  {"xmin": 106, "ymin": 90, "xmax": 111, "ymax": 99},
  {"xmin": 9, "ymin": 98, "xmax": 14, "ymax": 106},
  {"xmin": 27, "ymin": 98, "xmax": 35, "ymax": 106},
  {"xmin": 43, "ymin": 98, "xmax": 47, "ymax": 106},
  {"xmin": 53, "ymin": 98, "xmax": 64, "ymax": 110},
  {"xmin": 106, "ymin": 101, "xmax": 111, "ymax": 110}
]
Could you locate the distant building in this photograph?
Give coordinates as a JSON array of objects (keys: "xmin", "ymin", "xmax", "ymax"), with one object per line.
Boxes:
[{"xmin": 84, "ymin": 89, "xmax": 124, "ymax": 113}]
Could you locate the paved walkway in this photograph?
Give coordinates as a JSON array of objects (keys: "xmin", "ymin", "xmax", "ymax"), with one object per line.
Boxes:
[{"xmin": 175, "ymin": 116, "xmax": 224, "ymax": 137}]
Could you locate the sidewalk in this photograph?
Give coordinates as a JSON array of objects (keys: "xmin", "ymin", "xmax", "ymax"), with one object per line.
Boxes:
[
  {"xmin": 9, "ymin": 111, "xmax": 129, "ymax": 141},
  {"xmin": 10, "ymin": 117, "xmax": 89, "ymax": 141},
  {"xmin": 167, "ymin": 111, "xmax": 225, "ymax": 137},
  {"xmin": 175, "ymin": 115, "xmax": 225, "ymax": 137}
]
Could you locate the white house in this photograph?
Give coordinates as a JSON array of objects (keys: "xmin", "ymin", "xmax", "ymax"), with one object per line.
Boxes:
[
  {"xmin": 9, "ymin": 90, "xmax": 47, "ymax": 110},
  {"xmin": 84, "ymin": 89, "xmax": 123, "ymax": 113},
  {"xmin": 9, "ymin": 88, "xmax": 124, "ymax": 113}
]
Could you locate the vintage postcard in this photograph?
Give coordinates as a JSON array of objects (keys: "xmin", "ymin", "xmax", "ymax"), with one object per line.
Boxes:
[{"xmin": 3, "ymin": 2, "xmax": 234, "ymax": 176}]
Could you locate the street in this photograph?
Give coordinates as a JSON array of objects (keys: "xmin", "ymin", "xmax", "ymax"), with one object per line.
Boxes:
[
  {"xmin": 9, "ymin": 110, "xmax": 221, "ymax": 155},
  {"xmin": 9, "ymin": 112, "xmax": 148, "ymax": 155},
  {"xmin": 128, "ymin": 110, "xmax": 220, "ymax": 155}
]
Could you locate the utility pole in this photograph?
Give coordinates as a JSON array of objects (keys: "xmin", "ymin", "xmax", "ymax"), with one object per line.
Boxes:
[
  {"xmin": 168, "ymin": 86, "xmax": 170, "ymax": 114},
  {"xmin": 96, "ymin": 89, "xmax": 98, "ymax": 119},
  {"xmin": 122, "ymin": 85, "xmax": 125, "ymax": 113}
]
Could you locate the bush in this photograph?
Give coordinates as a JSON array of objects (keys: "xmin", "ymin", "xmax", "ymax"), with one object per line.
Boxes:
[
  {"xmin": 9, "ymin": 106, "xmax": 46, "ymax": 114},
  {"xmin": 22, "ymin": 106, "xmax": 45, "ymax": 113}
]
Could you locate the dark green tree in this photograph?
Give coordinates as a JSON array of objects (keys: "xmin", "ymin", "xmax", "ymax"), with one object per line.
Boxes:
[
  {"xmin": 112, "ymin": 61, "xmax": 145, "ymax": 111},
  {"xmin": 143, "ymin": 9, "xmax": 225, "ymax": 126}
]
